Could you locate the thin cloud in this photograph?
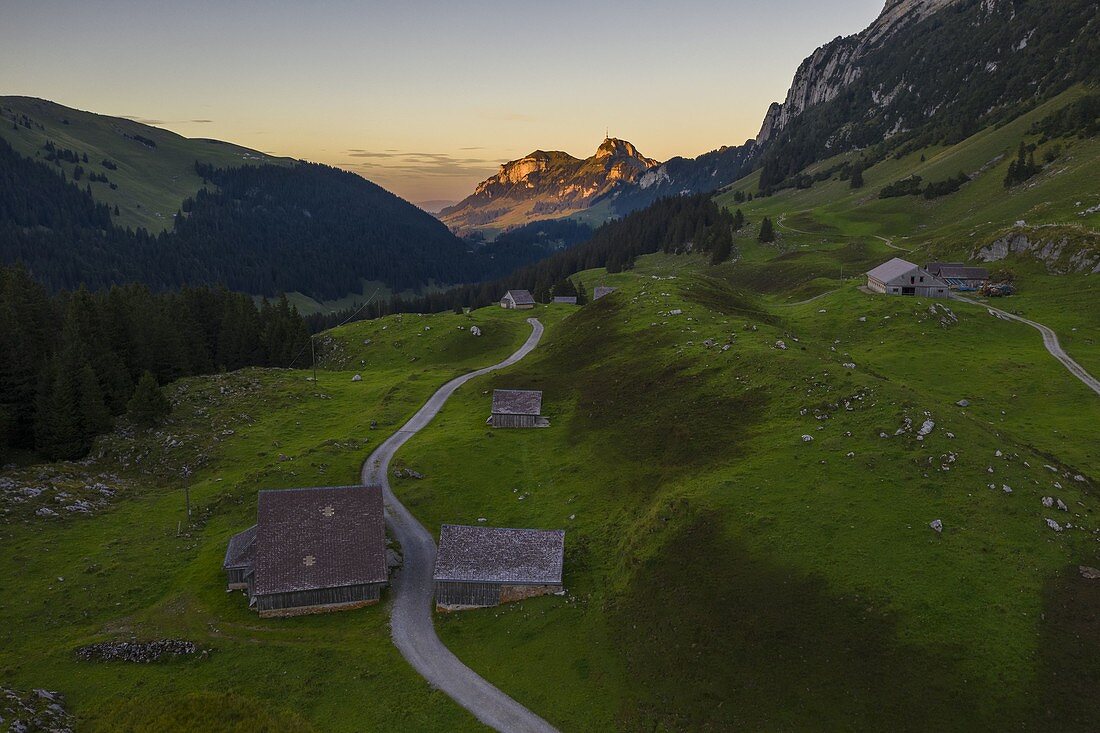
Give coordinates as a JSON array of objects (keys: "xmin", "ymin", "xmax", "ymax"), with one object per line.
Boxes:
[
  {"xmin": 340, "ymin": 148, "xmax": 503, "ymax": 178},
  {"xmin": 121, "ymin": 115, "xmax": 214, "ymax": 125}
]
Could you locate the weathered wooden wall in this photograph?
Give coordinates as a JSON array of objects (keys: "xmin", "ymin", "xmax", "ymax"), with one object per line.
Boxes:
[
  {"xmin": 253, "ymin": 582, "xmax": 383, "ymax": 617},
  {"xmin": 490, "ymin": 413, "xmax": 538, "ymax": 428},
  {"xmin": 435, "ymin": 581, "xmax": 501, "ymax": 608},
  {"xmin": 225, "ymin": 567, "xmax": 249, "ymax": 590}
]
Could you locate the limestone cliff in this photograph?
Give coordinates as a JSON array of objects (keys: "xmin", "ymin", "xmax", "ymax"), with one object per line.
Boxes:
[
  {"xmin": 756, "ymin": 0, "xmax": 965, "ymax": 145},
  {"xmin": 440, "ymin": 138, "xmax": 659, "ymax": 233}
]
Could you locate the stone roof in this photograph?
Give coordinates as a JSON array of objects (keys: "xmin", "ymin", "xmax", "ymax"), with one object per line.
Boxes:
[
  {"xmin": 434, "ymin": 525, "xmax": 565, "ymax": 585},
  {"xmin": 223, "ymin": 525, "xmax": 257, "ymax": 569},
  {"xmin": 593, "ymin": 286, "xmax": 617, "ymax": 299},
  {"xmin": 552, "ymin": 296, "xmax": 578, "ymax": 304},
  {"xmin": 491, "ymin": 389, "xmax": 543, "ymax": 416},
  {"xmin": 252, "ymin": 486, "xmax": 386, "ymax": 596},
  {"xmin": 866, "ymin": 257, "xmax": 918, "ymax": 282},
  {"xmin": 504, "ymin": 289, "xmax": 535, "ymax": 305}
]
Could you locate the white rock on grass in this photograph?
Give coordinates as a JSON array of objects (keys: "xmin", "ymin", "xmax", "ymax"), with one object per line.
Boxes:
[
  {"xmin": 351, "ymin": 374, "xmax": 362, "ymax": 382},
  {"xmin": 930, "ymin": 519, "xmax": 943, "ymax": 533},
  {"xmin": 775, "ymin": 340, "xmax": 788, "ymax": 350},
  {"xmin": 801, "ymin": 434, "xmax": 814, "ymax": 442},
  {"xmin": 917, "ymin": 419, "xmax": 935, "ymax": 437},
  {"xmin": 470, "ymin": 326, "xmax": 481, "ymax": 336},
  {"xmin": 1042, "ymin": 496, "xmax": 1054, "ymax": 507},
  {"xmin": 1056, "ymin": 499, "xmax": 1068, "ymax": 511},
  {"xmin": 1045, "ymin": 518, "xmax": 1063, "ymax": 532},
  {"xmin": 1002, "ymin": 485, "xmax": 1012, "ymax": 494}
]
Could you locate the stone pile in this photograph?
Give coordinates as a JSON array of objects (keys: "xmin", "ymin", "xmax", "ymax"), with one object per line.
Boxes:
[{"xmin": 74, "ymin": 639, "xmax": 199, "ymax": 663}]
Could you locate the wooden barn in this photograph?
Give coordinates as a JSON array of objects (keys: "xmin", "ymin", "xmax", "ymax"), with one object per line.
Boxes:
[
  {"xmin": 866, "ymin": 258, "xmax": 949, "ymax": 298},
  {"xmin": 593, "ymin": 286, "xmax": 617, "ymax": 300},
  {"xmin": 500, "ymin": 289, "xmax": 536, "ymax": 309},
  {"xmin": 487, "ymin": 389, "xmax": 548, "ymax": 428},
  {"xmin": 226, "ymin": 485, "xmax": 388, "ymax": 618},
  {"xmin": 925, "ymin": 262, "xmax": 990, "ymax": 291},
  {"xmin": 434, "ymin": 524, "xmax": 565, "ymax": 610},
  {"xmin": 223, "ymin": 524, "xmax": 256, "ymax": 590}
]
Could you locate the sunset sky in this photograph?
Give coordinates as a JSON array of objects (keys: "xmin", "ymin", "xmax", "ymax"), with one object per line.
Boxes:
[{"xmin": 0, "ymin": 0, "xmax": 884, "ymax": 204}]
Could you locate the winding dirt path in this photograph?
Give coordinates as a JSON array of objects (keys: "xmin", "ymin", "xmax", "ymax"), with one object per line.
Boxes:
[
  {"xmin": 361, "ymin": 317, "xmax": 558, "ymax": 733},
  {"xmin": 952, "ymin": 295, "xmax": 1100, "ymax": 396}
]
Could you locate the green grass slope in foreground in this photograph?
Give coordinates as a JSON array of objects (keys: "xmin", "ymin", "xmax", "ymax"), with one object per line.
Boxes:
[
  {"xmin": 0, "ymin": 306, "xmax": 570, "ymax": 732},
  {"xmin": 0, "ymin": 96, "xmax": 289, "ymax": 233},
  {"xmin": 394, "ymin": 254, "xmax": 1099, "ymax": 731}
]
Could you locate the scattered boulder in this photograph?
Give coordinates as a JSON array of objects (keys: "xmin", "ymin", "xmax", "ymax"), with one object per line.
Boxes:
[
  {"xmin": 351, "ymin": 374, "xmax": 362, "ymax": 382},
  {"xmin": 775, "ymin": 340, "xmax": 788, "ymax": 350},
  {"xmin": 470, "ymin": 325, "xmax": 482, "ymax": 337},
  {"xmin": 1042, "ymin": 496, "xmax": 1054, "ymax": 507},
  {"xmin": 75, "ymin": 639, "xmax": 199, "ymax": 663},
  {"xmin": 1045, "ymin": 518, "xmax": 1063, "ymax": 532},
  {"xmin": 392, "ymin": 468, "xmax": 424, "ymax": 480},
  {"xmin": 842, "ymin": 362, "xmax": 857, "ymax": 370},
  {"xmin": 1080, "ymin": 566, "xmax": 1100, "ymax": 580},
  {"xmin": 956, "ymin": 399, "xmax": 970, "ymax": 407},
  {"xmin": 0, "ymin": 686, "xmax": 75, "ymax": 733},
  {"xmin": 801, "ymin": 434, "xmax": 814, "ymax": 442},
  {"xmin": 1056, "ymin": 498, "xmax": 1068, "ymax": 512},
  {"xmin": 669, "ymin": 309, "xmax": 683, "ymax": 316},
  {"xmin": 930, "ymin": 519, "xmax": 943, "ymax": 533}
]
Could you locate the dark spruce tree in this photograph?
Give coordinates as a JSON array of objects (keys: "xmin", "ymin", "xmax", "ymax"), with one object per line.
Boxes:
[
  {"xmin": 127, "ymin": 371, "xmax": 171, "ymax": 429},
  {"xmin": 758, "ymin": 217, "xmax": 775, "ymax": 243}
]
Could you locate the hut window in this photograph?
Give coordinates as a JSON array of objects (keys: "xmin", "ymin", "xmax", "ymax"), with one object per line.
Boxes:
[
  {"xmin": 321, "ymin": 505, "xmax": 335, "ymax": 518},
  {"xmin": 303, "ymin": 555, "xmax": 316, "ymax": 566}
]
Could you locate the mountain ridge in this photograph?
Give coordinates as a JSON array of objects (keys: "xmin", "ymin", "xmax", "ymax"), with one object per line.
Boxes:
[{"xmin": 439, "ymin": 137, "xmax": 659, "ymax": 233}]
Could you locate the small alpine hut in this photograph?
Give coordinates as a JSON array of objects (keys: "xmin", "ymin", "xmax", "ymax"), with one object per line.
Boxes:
[
  {"xmin": 866, "ymin": 258, "xmax": 948, "ymax": 298},
  {"xmin": 925, "ymin": 262, "xmax": 990, "ymax": 291},
  {"xmin": 593, "ymin": 286, "xmax": 617, "ymax": 300},
  {"xmin": 223, "ymin": 525, "xmax": 257, "ymax": 590},
  {"xmin": 500, "ymin": 289, "xmax": 536, "ymax": 310},
  {"xmin": 434, "ymin": 524, "xmax": 565, "ymax": 610},
  {"xmin": 487, "ymin": 388, "xmax": 548, "ymax": 428},
  {"xmin": 225, "ymin": 485, "xmax": 388, "ymax": 617},
  {"xmin": 552, "ymin": 296, "xmax": 578, "ymax": 305}
]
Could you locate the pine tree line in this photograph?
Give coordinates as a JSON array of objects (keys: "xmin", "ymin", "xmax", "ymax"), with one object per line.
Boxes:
[{"xmin": 0, "ymin": 266, "xmax": 309, "ymax": 461}]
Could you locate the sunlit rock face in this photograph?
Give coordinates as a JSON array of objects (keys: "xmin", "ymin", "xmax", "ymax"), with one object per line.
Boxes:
[
  {"xmin": 440, "ymin": 138, "xmax": 659, "ymax": 233},
  {"xmin": 755, "ymin": 0, "xmax": 965, "ymax": 145}
]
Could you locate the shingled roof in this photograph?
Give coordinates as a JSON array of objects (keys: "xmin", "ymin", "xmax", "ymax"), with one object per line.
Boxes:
[
  {"xmin": 434, "ymin": 525, "xmax": 565, "ymax": 585},
  {"xmin": 926, "ymin": 263, "xmax": 990, "ymax": 279},
  {"xmin": 252, "ymin": 486, "xmax": 386, "ymax": 596},
  {"xmin": 223, "ymin": 525, "xmax": 257, "ymax": 569},
  {"xmin": 491, "ymin": 389, "xmax": 543, "ymax": 416},
  {"xmin": 504, "ymin": 289, "xmax": 535, "ymax": 305}
]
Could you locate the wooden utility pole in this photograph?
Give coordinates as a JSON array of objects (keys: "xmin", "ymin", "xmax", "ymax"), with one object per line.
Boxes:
[{"xmin": 311, "ymin": 334, "xmax": 317, "ymax": 383}]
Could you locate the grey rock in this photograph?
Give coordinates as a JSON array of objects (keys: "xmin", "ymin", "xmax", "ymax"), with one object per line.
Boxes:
[
  {"xmin": 930, "ymin": 519, "xmax": 943, "ymax": 533},
  {"xmin": 956, "ymin": 399, "xmax": 970, "ymax": 407}
]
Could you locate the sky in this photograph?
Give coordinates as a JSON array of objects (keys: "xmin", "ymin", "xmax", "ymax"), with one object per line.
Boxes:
[{"xmin": 0, "ymin": 0, "xmax": 885, "ymax": 204}]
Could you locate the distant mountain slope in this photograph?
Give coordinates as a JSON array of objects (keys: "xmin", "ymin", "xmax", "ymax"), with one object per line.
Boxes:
[
  {"xmin": 0, "ymin": 96, "xmax": 287, "ymax": 233},
  {"xmin": 755, "ymin": 0, "xmax": 1100, "ymax": 190},
  {"xmin": 439, "ymin": 138, "xmax": 659, "ymax": 233},
  {"xmin": 0, "ymin": 101, "xmax": 568, "ymax": 300}
]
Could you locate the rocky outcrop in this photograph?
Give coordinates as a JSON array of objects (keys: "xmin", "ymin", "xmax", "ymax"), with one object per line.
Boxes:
[
  {"xmin": 975, "ymin": 227, "xmax": 1100, "ymax": 274},
  {"xmin": 756, "ymin": 0, "xmax": 965, "ymax": 145},
  {"xmin": 75, "ymin": 639, "xmax": 200, "ymax": 663},
  {"xmin": 1, "ymin": 686, "xmax": 75, "ymax": 732},
  {"xmin": 440, "ymin": 138, "xmax": 659, "ymax": 233}
]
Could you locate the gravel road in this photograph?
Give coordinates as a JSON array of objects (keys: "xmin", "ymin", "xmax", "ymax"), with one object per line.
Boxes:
[{"xmin": 361, "ymin": 317, "xmax": 558, "ymax": 733}]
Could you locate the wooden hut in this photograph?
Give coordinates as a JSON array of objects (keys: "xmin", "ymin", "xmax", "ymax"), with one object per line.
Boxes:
[
  {"xmin": 500, "ymin": 290, "xmax": 536, "ymax": 309},
  {"xmin": 226, "ymin": 485, "xmax": 388, "ymax": 617},
  {"xmin": 487, "ymin": 389, "xmax": 548, "ymax": 428},
  {"xmin": 223, "ymin": 525, "xmax": 257, "ymax": 590},
  {"xmin": 593, "ymin": 286, "xmax": 617, "ymax": 300},
  {"xmin": 434, "ymin": 524, "xmax": 565, "ymax": 610}
]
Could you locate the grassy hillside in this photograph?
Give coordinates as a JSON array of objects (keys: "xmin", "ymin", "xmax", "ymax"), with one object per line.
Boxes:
[
  {"xmin": 1, "ymin": 253, "xmax": 1095, "ymax": 729},
  {"xmin": 0, "ymin": 306, "xmax": 572, "ymax": 731},
  {"xmin": 394, "ymin": 253, "xmax": 1099, "ymax": 731},
  {"xmin": 715, "ymin": 86, "xmax": 1100, "ymax": 262},
  {"xmin": 0, "ymin": 96, "xmax": 288, "ymax": 233}
]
